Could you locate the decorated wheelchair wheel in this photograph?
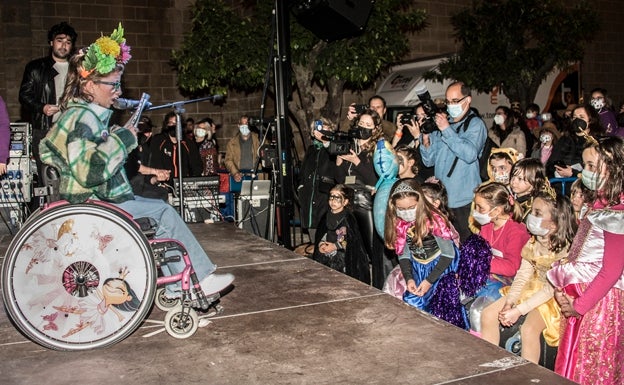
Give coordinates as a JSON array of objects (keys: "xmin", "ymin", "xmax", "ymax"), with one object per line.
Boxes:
[{"xmin": 2, "ymin": 201, "xmax": 156, "ymax": 351}]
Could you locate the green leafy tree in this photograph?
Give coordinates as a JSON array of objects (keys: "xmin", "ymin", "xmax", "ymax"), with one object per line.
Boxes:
[
  {"xmin": 172, "ymin": 0, "xmax": 427, "ymax": 148},
  {"xmin": 426, "ymin": 0, "xmax": 597, "ymax": 109}
]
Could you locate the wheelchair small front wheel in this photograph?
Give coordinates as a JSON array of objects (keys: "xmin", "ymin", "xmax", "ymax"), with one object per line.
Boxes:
[
  {"xmin": 164, "ymin": 305, "xmax": 198, "ymax": 339},
  {"xmin": 155, "ymin": 288, "xmax": 180, "ymax": 311}
]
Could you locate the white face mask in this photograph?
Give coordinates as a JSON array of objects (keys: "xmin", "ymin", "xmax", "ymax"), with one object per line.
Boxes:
[
  {"xmin": 493, "ymin": 172, "xmax": 510, "ymax": 184},
  {"xmin": 493, "ymin": 115, "xmax": 505, "ymax": 125},
  {"xmin": 581, "ymin": 169, "xmax": 600, "ymax": 191},
  {"xmin": 525, "ymin": 213, "xmax": 550, "ymax": 236},
  {"xmin": 590, "ymin": 98, "xmax": 605, "ymax": 110},
  {"xmin": 239, "ymin": 124, "xmax": 250, "ymax": 136},
  {"xmin": 539, "ymin": 134, "xmax": 552, "ymax": 143},
  {"xmin": 526, "ymin": 112, "xmax": 536, "ymax": 119},
  {"xmin": 396, "ymin": 208, "xmax": 417, "ymax": 223},
  {"xmin": 472, "ymin": 208, "xmax": 494, "ymax": 225},
  {"xmin": 193, "ymin": 128, "xmax": 207, "ymax": 139}
]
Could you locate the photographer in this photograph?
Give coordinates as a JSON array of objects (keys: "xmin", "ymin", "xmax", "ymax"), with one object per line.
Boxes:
[
  {"xmin": 393, "ymin": 104, "xmax": 435, "ymax": 182},
  {"xmin": 336, "ymin": 109, "xmax": 385, "ymax": 288},
  {"xmin": 419, "ymin": 81, "xmax": 487, "ymax": 242},
  {"xmin": 298, "ymin": 118, "xmax": 338, "ymax": 242},
  {"xmin": 340, "ymin": 95, "xmax": 397, "ymax": 142}
]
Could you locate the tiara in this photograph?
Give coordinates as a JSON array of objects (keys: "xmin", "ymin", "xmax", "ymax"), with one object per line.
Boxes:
[
  {"xmin": 80, "ymin": 23, "xmax": 131, "ymax": 78},
  {"xmin": 542, "ymin": 181, "xmax": 557, "ymax": 200},
  {"xmin": 392, "ymin": 181, "xmax": 418, "ymax": 196}
]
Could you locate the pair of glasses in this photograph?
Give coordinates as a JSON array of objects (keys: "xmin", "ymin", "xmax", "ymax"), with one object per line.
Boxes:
[
  {"xmin": 95, "ymin": 80, "xmax": 122, "ymax": 91},
  {"xmin": 328, "ymin": 195, "xmax": 344, "ymax": 202},
  {"xmin": 444, "ymin": 96, "xmax": 468, "ymax": 105}
]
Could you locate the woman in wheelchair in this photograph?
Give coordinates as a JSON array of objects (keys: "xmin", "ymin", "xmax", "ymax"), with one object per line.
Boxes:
[{"xmin": 37, "ymin": 24, "xmax": 234, "ymax": 300}]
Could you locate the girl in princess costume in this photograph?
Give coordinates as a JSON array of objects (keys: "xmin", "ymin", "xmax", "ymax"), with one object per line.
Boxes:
[
  {"xmin": 547, "ymin": 135, "xmax": 624, "ymax": 384},
  {"xmin": 384, "ymin": 178, "xmax": 467, "ymax": 329}
]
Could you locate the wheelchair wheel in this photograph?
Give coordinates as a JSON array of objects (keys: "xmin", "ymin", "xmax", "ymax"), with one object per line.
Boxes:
[
  {"xmin": 164, "ymin": 305, "xmax": 198, "ymax": 339},
  {"xmin": 2, "ymin": 202, "xmax": 156, "ymax": 351},
  {"xmin": 155, "ymin": 288, "xmax": 180, "ymax": 311}
]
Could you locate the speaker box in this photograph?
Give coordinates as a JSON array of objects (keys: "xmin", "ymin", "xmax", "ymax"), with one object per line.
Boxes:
[
  {"xmin": 237, "ymin": 195, "xmax": 270, "ymax": 238},
  {"xmin": 292, "ymin": 0, "xmax": 374, "ymax": 42}
]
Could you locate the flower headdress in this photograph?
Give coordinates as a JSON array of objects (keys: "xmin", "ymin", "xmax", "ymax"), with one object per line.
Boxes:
[{"xmin": 80, "ymin": 23, "xmax": 131, "ymax": 78}]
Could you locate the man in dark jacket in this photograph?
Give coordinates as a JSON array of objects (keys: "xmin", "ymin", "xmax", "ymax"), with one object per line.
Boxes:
[{"xmin": 19, "ymin": 21, "xmax": 77, "ymax": 183}]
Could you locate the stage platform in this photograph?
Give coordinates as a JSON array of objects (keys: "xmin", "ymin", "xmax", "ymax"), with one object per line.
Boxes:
[{"xmin": 0, "ymin": 222, "xmax": 574, "ymax": 385}]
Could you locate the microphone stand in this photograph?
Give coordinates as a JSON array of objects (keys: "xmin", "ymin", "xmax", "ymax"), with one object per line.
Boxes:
[{"xmin": 148, "ymin": 95, "xmax": 223, "ymax": 218}]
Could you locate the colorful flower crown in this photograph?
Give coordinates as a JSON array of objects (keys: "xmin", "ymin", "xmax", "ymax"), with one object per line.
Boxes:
[{"xmin": 80, "ymin": 23, "xmax": 131, "ymax": 78}]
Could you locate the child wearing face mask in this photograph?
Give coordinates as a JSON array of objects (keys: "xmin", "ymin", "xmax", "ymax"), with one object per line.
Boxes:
[
  {"xmin": 480, "ymin": 191, "xmax": 577, "ymax": 364},
  {"xmin": 312, "ymin": 184, "xmax": 370, "ymax": 284},
  {"xmin": 384, "ymin": 178, "xmax": 467, "ymax": 329},
  {"xmin": 383, "ymin": 179, "xmax": 459, "ymax": 298},
  {"xmin": 531, "ymin": 126, "xmax": 558, "ymax": 165},
  {"xmin": 471, "ymin": 182, "xmax": 530, "ymax": 300},
  {"xmin": 509, "ymin": 158, "xmax": 549, "ymax": 220},
  {"xmin": 547, "ymin": 136, "xmax": 624, "ymax": 384}
]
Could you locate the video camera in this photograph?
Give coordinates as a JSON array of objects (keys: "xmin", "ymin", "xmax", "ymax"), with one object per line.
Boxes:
[
  {"xmin": 248, "ymin": 116, "xmax": 275, "ymax": 126},
  {"xmin": 415, "ymin": 86, "xmax": 442, "ymax": 134},
  {"xmin": 400, "ymin": 112, "xmax": 414, "ymax": 125}
]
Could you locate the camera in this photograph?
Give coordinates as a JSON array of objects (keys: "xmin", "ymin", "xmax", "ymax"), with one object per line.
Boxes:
[
  {"xmin": 320, "ymin": 130, "xmax": 354, "ymax": 156},
  {"xmin": 416, "ymin": 86, "xmax": 441, "ymax": 134},
  {"xmin": 354, "ymin": 104, "xmax": 367, "ymax": 115},
  {"xmin": 248, "ymin": 116, "xmax": 275, "ymax": 126},
  {"xmin": 400, "ymin": 112, "xmax": 414, "ymax": 125}
]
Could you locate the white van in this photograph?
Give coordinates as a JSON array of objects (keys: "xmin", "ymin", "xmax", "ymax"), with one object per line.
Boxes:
[{"xmin": 376, "ymin": 55, "xmax": 580, "ymax": 127}]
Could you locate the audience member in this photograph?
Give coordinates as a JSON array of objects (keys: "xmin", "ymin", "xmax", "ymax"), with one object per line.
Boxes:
[
  {"xmin": 489, "ymin": 105, "xmax": 527, "ymax": 157},
  {"xmin": 146, "ymin": 111, "xmax": 203, "ymax": 187},
  {"xmin": 335, "ymin": 108, "xmax": 385, "ymax": 288},
  {"xmin": 194, "ymin": 117, "xmax": 219, "ymax": 175},
  {"xmin": 419, "ymin": 81, "xmax": 487, "ymax": 242},
  {"xmin": 342, "ymin": 95, "xmax": 396, "ymax": 142},
  {"xmin": 0, "ymin": 96, "xmax": 9, "ymax": 175},
  {"xmin": 298, "ymin": 118, "xmax": 338, "ymax": 241},
  {"xmin": 531, "ymin": 124, "xmax": 559, "ymax": 165},
  {"xmin": 471, "ymin": 182, "xmax": 530, "ymax": 300},
  {"xmin": 384, "ymin": 178, "xmax": 466, "ymax": 328},
  {"xmin": 569, "ymin": 178, "xmax": 589, "ymax": 223},
  {"xmin": 509, "ymin": 157, "xmax": 550, "ymax": 220},
  {"xmin": 548, "ymin": 135, "xmax": 624, "ymax": 384},
  {"xmin": 525, "ymin": 103, "xmax": 542, "ymax": 134},
  {"xmin": 589, "ymin": 87, "xmax": 622, "ymax": 136},
  {"xmin": 312, "ymin": 184, "xmax": 370, "ymax": 284},
  {"xmin": 224, "ymin": 115, "xmax": 260, "ymax": 183},
  {"xmin": 546, "ymin": 104, "xmax": 603, "ymax": 179},
  {"xmin": 481, "ymin": 191, "xmax": 577, "ymax": 363},
  {"xmin": 19, "ymin": 21, "xmax": 78, "ymax": 183}
]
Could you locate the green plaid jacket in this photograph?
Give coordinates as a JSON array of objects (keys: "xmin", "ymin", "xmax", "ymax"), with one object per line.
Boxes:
[{"xmin": 39, "ymin": 100, "xmax": 138, "ymax": 204}]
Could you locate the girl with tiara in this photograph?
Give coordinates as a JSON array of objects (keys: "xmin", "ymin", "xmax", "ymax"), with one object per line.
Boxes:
[
  {"xmin": 548, "ymin": 136, "xmax": 624, "ymax": 384},
  {"xmin": 480, "ymin": 191, "xmax": 577, "ymax": 363},
  {"xmin": 384, "ymin": 178, "xmax": 467, "ymax": 329}
]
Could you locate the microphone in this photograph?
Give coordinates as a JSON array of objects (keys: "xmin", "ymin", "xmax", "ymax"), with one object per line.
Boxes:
[{"xmin": 113, "ymin": 98, "xmax": 152, "ymax": 110}]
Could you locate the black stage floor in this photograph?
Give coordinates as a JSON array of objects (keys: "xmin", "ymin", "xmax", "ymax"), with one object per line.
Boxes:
[{"xmin": 0, "ymin": 222, "xmax": 574, "ymax": 384}]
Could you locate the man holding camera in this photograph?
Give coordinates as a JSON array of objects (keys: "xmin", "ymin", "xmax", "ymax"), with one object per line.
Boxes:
[
  {"xmin": 342, "ymin": 95, "xmax": 396, "ymax": 142},
  {"xmin": 419, "ymin": 81, "xmax": 487, "ymax": 242}
]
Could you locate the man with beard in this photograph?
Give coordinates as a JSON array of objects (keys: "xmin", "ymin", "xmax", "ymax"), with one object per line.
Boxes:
[{"xmin": 20, "ymin": 22, "xmax": 78, "ymax": 184}]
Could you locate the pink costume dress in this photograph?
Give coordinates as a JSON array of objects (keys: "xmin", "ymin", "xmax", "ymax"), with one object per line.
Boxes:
[{"xmin": 547, "ymin": 200, "xmax": 624, "ymax": 385}]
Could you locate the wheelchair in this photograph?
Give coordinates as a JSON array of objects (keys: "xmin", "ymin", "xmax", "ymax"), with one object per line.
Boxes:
[{"xmin": 1, "ymin": 199, "xmax": 223, "ymax": 351}]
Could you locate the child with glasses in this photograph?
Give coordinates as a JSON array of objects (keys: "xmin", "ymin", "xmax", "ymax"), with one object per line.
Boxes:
[{"xmin": 312, "ymin": 184, "xmax": 370, "ymax": 284}]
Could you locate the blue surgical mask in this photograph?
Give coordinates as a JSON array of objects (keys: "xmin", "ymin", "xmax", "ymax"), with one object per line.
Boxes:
[
  {"xmin": 447, "ymin": 103, "xmax": 464, "ymax": 119},
  {"xmin": 581, "ymin": 169, "xmax": 600, "ymax": 191},
  {"xmin": 396, "ymin": 208, "xmax": 417, "ymax": 223},
  {"xmin": 239, "ymin": 124, "xmax": 250, "ymax": 136},
  {"xmin": 525, "ymin": 214, "xmax": 549, "ymax": 236}
]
